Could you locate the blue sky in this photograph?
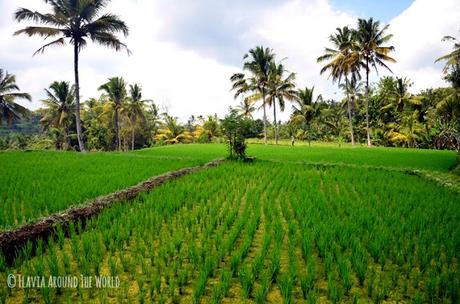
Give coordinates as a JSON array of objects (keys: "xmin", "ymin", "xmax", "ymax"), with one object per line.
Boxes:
[
  {"xmin": 331, "ymin": 0, "xmax": 414, "ymax": 22},
  {"xmin": 0, "ymin": 0, "xmax": 459, "ymax": 121}
]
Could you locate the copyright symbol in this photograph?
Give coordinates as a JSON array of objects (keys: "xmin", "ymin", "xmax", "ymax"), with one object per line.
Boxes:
[{"xmin": 7, "ymin": 274, "xmax": 16, "ymax": 288}]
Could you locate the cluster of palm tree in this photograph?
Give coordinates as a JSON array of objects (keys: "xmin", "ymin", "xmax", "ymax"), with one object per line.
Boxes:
[
  {"xmin": 36, "ymin": 77, "xmax": 151, "ymax": 151},
  {"xmin": 435, "ymin": 30, "xmax": 460, "ymax": 153},
  {"xmin": 317, "ymin": 18, "xmax": 396, "ymax": 146},
  {"xmin": 2, "ymin": 0, "xmax": 459, "ymax": 152},
  {"xmin": 231, "ymin": 46, "xmax": 297, "ymax": 145},
  {"xmin": 155, "ymin": 114, "xmax": 222, "ymax": 145}
]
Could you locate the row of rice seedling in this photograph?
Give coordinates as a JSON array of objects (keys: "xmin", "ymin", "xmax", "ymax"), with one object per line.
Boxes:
[
  {"xmin": 1, "ymin": 160, "xmax": 459, "ymax": 303},
  {"xmin": 0, "ymin": 150, "xmax": 219, "ymax": 229}
]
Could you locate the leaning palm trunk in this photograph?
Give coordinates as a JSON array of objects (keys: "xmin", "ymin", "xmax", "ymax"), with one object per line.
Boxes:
[
  {"xmin": 273, "ymin": 99, "xmax": 278, "ymax": 145},
  {"xmin": 365, "ymin": 60, "xmax": 372, "ymax": 146},
  {"xmin": 73, "ymin": 44, "xmax": 85, "ymax": 152},
  {"xmin": 262, "ymin": 88, "xmax": 268, "ymax": 145},
  {"xmin": 345, "ymin": 77, "xmax": 355, "ymax": 146}
]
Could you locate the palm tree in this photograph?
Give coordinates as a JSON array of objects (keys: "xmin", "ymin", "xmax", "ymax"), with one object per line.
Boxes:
[
  {"xmin": 355, "ymin": 17, "xmax": 396, "ymax": 146},
  {"xmin": 40, "ymin": 81, "xmax": 76, "ymax": 150},
  {"xmin": 339, "ymin": 77, "xmax": 362, "ymax": 111},
  {"xmin": 338, "ymin": 77, "xmax": 362, "ymax": 138},
  {"xmin": 231, "ymin": 46, "xmax": 275, "ymax": 144},
  {"xmin": 0, "ymin": 69, "xmax": 31, "ymax": 125},
  {"xmin": 14, "ymin": 0, "xmax": 130, "ymax": 152},
  {"xmin": 266, "ymin": 62, "xmax": 297, "ymax": 144},
  {"xmin": 236, "ymin": 99, "xmax": 256, "ymax": 118},
  {"xmin": 386, "ymin": 111, "xmax": 425, "ymax": 148},
  {"xmin": 292, "ymin": 86, "xmax": 322, "ymax": 145},
  {"xmin": 435, "ymin": 31, "xmax": 460, "ymax": 73},
  {"xmin": 123, "ymin": 84, "xmax": 151, "ymax": 150},
  {"xmin": 196, "ymin": 115, "xmax": 221, "ymax": 142},
  {"xmin": 155, "ymin": 114, "xmax": 190, "ymax": 144},
  {"xmin": 98, "ymin": 77, "xmax": 127, "ymax": 151},
  {"xmin": 318, "ymin": 26, "xmax": 362, "ymax": 146}
]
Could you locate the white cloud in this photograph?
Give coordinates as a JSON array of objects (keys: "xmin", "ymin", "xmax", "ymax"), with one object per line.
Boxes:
[
  {"xmin": 386, "ymin": 0, "xmax": 460, "ymax": 92},
  {"xmin": 0, "ymin": 0, "xmax": 459, "ymax": 122}
]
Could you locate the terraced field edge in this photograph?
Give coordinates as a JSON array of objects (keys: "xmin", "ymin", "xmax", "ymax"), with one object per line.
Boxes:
[{"xmin": 0, "ymin": 159, "xmax": 224, "ymax": 263}]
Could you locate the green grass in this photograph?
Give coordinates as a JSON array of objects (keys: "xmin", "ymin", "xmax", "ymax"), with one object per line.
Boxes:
[
  {"xmin": 247, "ymin": 143, "xmax": 458, "ymax": 172},
  {"xmin": 0, "ymin": 148, "xmax": 222, "ymax": 230},
  {"xmin": 136, "ymin": 142, "xmax": 457, "ymax": 171},
  {"xmin": 2, "ymin": 160, "xmax": 458, "ymax": 303},
  {"xmin": 0, "ymin": 142, "xmax": 456, "ymax": 230}
]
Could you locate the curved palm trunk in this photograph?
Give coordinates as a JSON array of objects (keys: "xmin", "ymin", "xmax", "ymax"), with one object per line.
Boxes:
[
  {"xmin": 273, "ymin": 99, "xmax": 278, "ymax": 145},
  {"xmin": 262, "ymin": 87, "xmax": 268, "ymax": 145},
  {"xmin": 365, "ymin": 59, "xmax": 372, "ymax": 146},
  {"xmin": 345, "ymin": 77, "xmax": 355, "ymax": 146},
  {"xmin": 73, "ymin": 44, "xmax": 85, "ymax": 152}
]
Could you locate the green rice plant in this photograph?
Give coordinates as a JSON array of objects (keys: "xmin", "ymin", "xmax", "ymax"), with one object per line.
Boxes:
[
  {"xmin": 278, "ymin": 273, "xmax": 293, "ymax": 304},
  {"xmin": 55, "ymin": 224, "xmax": 65, "ymax": 250},
  {"xmin": 154, "ymin": 271, "xmax": 162, "ymax": 295},
  {"xmin": 192, "ymin": 272, "xmax": 207, "ymax": 304},
  {"xmin": 177, "ymin": 268, "xmax": 188, "ymax": 294},
  {"xmin": 40, "ymin": 285, "xmax": 52, "ymax": 304},
  {"xmin": 47, "ymin": 249, "xmax": 60, "ymax": 279},
  {"xmin": 300, "ymin": 262, "xmax": 316, "ymax": 301},
  {"xmin": 0, "ymin": 147, "xmax": 219, "ymax": 229},
  {"xmin": 306, "ymin": 290, "xmax": 317, "ymax": 304},
  {"xmin": 3, "ymin": 157, "xmax": 460, "ymax": 303},
  {"xmin": 412, "ymin": 292, "xmax": 424, "ymax": 304},
  {"xmin": 230, "ymin": 254, "xmax": 241, "ymax": 275},
  {"xmin": 338, "ymin": 257, "xmax": 352, "ymax": 295},
  {"xmin": 300, "ymin": 232, "xmax": 312, "ymax": 262},
  {"xmin": 270, "ymin": 245, "xmax": 281, "ymax": 282},
  {"xmin": 324, "ymin": 252, "xmax": 334, "ymax": 279},
  {"xmin": 108, "ymin": 256, "xmax": 118, "ymax": 277},
  {"xmin": 251, "ymin": 254, "xmax": 264, "ymax": 281},
  {"xmin": 211, "ymin": 284, "xmax": 223, "ymax": 304},
  {"xmin": 238, "ymin": 266, "xmax": 254, "ymax": 299},
  {"xmin": 220, "ymin": 269, "xmax": 231, "ymax": 297},
  {"xmin": 255, "ymin": 272, "xmax": 271, "ymax": 304},
  {"xmin": 327, "ymin": 275, "xmax": 342, "ymax": 304}
]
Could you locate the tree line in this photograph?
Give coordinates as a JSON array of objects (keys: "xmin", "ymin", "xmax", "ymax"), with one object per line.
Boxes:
[{"xmin": 0, "ymin": 0, "xmax": 459, "ymax": 152}]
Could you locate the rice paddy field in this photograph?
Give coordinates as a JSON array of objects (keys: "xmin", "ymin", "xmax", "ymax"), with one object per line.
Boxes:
[
  {"xmin": 0, "ymin": 144, "xmax": 459, "ymax": 303},
  {"xmin": 0, "ymin": 147, "xmax": 225, "ymax": 229}
]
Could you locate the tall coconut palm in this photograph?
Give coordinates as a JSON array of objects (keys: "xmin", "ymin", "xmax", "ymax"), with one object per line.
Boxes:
[
  {"xmin": 0, "ymin": 69, "xmax": 31, "ymax": 125},
  {"xmin": 230, "ymin": 46, "xmax": 275, "ymax": 144},
  {"xmin": 291, "ymin": 86, "xmax": 322, "ymax": 146},
  {"xmin": 98, "ymin": 77, "xmax": 127, "ymax": 151},
  {"xmin": 435, "ymin": 31, "xmax": 460, "ymax": 73},
  {"xmin": 14, "ymin": 0, "xmax": 130, "ymax": 152},
  {"xmin": 355, "ymin": 17, "xmax": 396, "ymax": 146},
  {"xmin": 236, "ymin": 99, "xmax": 256, "ymax": 118},
  {"xmin": 123, "ymin": 84, "xmax": 151, "ymax": 150},
  {"xmin": 40, "ymin": 81, "xmax": 76, "ymax": 150},
  {"xmin": 318, "ymin": 26, "xmax": 362, "ymax": 146},
  {"xmin": 266, "ymin": 62, "xmax": 298, "ymax": 144}
]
